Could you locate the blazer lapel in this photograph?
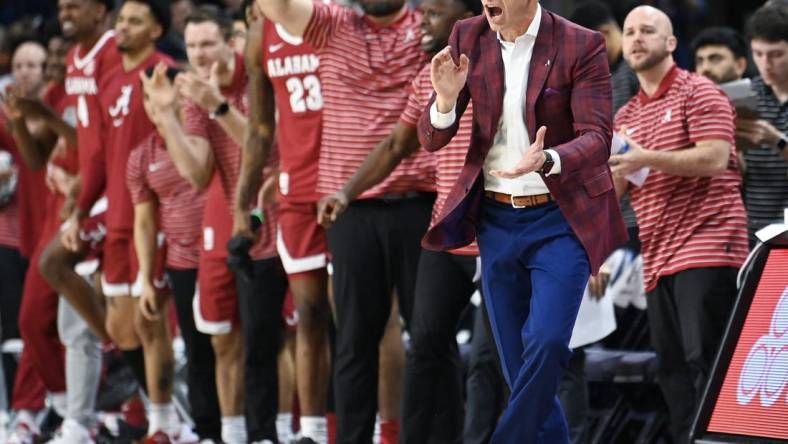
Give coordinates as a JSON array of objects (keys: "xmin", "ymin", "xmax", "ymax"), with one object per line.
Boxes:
[
  {"xmin": 480, "ymin": 28, "xmax": 504, "ymax": 143},
  {"xmin": 525, "ymin": 10, "xmax": 558, "ymax": 140}
]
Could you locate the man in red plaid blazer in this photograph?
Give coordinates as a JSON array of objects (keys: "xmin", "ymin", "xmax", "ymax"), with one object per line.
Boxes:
[{"xmin": 417, "ymin": 1, "xmax": 627, "ymax": 442}]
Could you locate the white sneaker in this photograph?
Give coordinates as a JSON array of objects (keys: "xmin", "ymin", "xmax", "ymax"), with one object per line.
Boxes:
[
  {"xmin": 0, "ymin": 410, "xmax": 10, "ymax": 443},
  {"xmin": 7, "ymin": 421, "xmax": 40, "ymax": 444},
  {"xmin": 171, "ymin": 423, "xmax": 200, "ymax": 444},
  {"xmin": 47, "ymin": 419, "xmax": 95, "ymax": 444}
]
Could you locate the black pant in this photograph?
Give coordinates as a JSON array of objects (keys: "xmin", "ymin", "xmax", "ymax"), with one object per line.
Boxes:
[
  {"xmin": 236, "ymin": 257, "xmax": 289, "ymax": 442},
  {"xmin": 0, "ymin": 246, "xmax": 26, "ymax": 397},
  {"xmin": 557, "ymin": 349, "xmax": 588, "ymax": 443},
  {"xmin": 401, "ymin": 250, "xmax": 477, "ymax": 444},
  {"xmin": 646, "ymin": 267, "xmax": 737, "ymax": 444},
  {"xmin": 463, "ymin": 301, "xmax": 507, "ymax": 444},
  {"xmin": 166, "ymin": 268, "xmax": 222, "ymax": 441},
  {"xmin": 327, "ymin": 194, "xmax": 433, "ymax": 444}
]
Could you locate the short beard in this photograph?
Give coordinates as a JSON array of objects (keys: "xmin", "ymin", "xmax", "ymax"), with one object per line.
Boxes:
[
  {"xmin": 359, "ymin": 0, "xmax": 404, "ymax": 17},
  {"xmin": 631, "ymin": 47, "xmax": 670, "ymax": 72},
  {"xmin": 714, "ymin": 67, "xmax": 739, "ymax": 84}
]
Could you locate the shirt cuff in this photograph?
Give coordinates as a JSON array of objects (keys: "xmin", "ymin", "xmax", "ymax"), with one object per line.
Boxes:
[
  {"xmin": 545, "ymin": 149, "xmax": 561, "ymax": 175},
  {"xmin": 430, "ymin": 101, "xmax": 456, "ymax": 130}
]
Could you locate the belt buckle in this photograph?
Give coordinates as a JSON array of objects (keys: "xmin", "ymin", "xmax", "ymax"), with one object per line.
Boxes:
[{"xmin": 510, "ymin": 194, "xmax": 527, "ymax": 209}]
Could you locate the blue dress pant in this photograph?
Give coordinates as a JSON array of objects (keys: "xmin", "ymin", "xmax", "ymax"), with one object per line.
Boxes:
[{"xmin": 477, "ymin": 199, "xmax": 589, "ymax": 444}]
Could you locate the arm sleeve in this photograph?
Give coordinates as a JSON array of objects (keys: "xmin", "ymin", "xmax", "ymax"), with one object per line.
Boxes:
[
  {"xmin": 687, "ymin": 82, "xmax": 735, "ymax": 144},
  {"xmin": 550, "ymin": 32, "xmax": 613, "ymax": 180},
  {"xmin": 399, "ymin": 67, "xmax": 431, "ymax": 128},
  {"xmin": 182, "ymin": 99, "xmax": 211, "ymax": 140},
  {"xmin": 126, "ymin": 143, "xmax": 152, "ymax": 205},
  {"xmin": 429, "ymin": 102, "xmax": 457, "ymax": 129}
]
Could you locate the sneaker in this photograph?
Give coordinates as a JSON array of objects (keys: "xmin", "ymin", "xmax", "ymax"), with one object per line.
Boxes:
[
  {"xmin": 171, "ymin": 424, "xmax": 199, "ymax": 444},
  {"xmin": 6, "ymin": 422, "xmax": 40, "ymax": 444},
  {"xmin": 95, "ymin": 417, "xmax": 147, "ymax": 444},
  {"xmin": 120, "ymin": 397, "xmax": 147, "ymax": 430},
  {"xmin": 46, "ymin": 419, "xmax": 95, "ymax": 444},
  {"xmin": 38, "ymin": 408, "xmax": 64, "ymax": 443},
  {"xmin": 137, "ymin": 424, "xmax": 199, "ymax": 444}
]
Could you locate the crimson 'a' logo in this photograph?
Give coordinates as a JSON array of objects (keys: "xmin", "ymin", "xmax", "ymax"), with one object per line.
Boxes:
[{"xmin": 737, "ymin": 287, "xmax": 788, "ymax": 407}]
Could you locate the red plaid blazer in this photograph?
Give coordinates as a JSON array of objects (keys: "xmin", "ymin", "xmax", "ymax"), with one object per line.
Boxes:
[{"xmin": 417, "ymin": 10, "xmax": 627, "ymax": 274}]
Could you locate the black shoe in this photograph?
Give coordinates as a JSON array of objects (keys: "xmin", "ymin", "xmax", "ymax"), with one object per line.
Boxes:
[
  {"xmin": 291, "ymin": 438, "xmax": 319, "ymax": 444},
  {"xmin": 95, "ymin": 418, "xmax": 147, "ymax": 444},
  {"xmin": 33, "ymin": 407, "xmax": 63, "ymax": 443},
  {"xmin": 97, "ymin": 351, "xmax": 141, "ymax": 411}
]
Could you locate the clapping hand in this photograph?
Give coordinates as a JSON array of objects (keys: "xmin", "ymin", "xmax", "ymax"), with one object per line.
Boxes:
[
  {"xmin": 175, "ymin": 61, "xmax": 227, "ymax": 112},
  {"xmin": 139, "ymin": 62, "xmax": 177, "ymax": 124},
  {"xmin": 490, "ymin": 126, "xmax": 548, "ymax": 178}
]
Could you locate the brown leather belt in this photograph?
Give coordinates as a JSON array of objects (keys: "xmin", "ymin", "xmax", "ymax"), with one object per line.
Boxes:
[{"xmin": 484, "ymin": 191, "xmax": 553, "ymax": 208}]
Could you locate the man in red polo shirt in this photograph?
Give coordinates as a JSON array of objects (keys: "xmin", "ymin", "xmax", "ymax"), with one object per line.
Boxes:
[
  {"xmin": 255, "ymin": 0, "xmax": 434, "ymax": 441},
  {"xmin": 610, "ymin": 7, "xmax": 749, "ymax": 444},
  {"xmin": 315, "ymin": 0, "xmax": 482, "ymax": 440}
]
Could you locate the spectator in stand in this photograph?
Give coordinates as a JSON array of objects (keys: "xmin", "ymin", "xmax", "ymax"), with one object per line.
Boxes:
[
  {"xmin": 570, "ymin": 1, "xmax": 639, "ymax": 113},
  {"xmin": 228, "ymin": 7, "xmax": 247, "ymax": 53},
  {"xmin": 157, "ymin": 0, "xmax": 193, "ymax": 62},
  {"xmin": 736, "ymin": 5, "xmax": 788, "ymax": 241},
  {"xmin": 0, "ymin": 40, "xmax": 51, "ymax": 443},
  {"xmin": 691, "ymin": 27, "xmax": 749, "ymax": 84},
  {"xmin": 611, "ymin": 6, "xmax": 749, "ymax": 443}
]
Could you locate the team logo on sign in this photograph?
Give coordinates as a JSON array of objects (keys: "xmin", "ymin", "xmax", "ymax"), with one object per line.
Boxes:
[{"xmin": 737, "ymin": 287, "xmax": 788, "ymax": 407}]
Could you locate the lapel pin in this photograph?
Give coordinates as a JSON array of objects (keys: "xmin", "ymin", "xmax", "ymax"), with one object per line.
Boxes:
[{"xmin": 545, "ymin": 59, "xmax": 551, "ymax": 66}]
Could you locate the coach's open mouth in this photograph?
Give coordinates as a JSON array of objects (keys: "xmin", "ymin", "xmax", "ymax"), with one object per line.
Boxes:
[{"xmin": 485, "ymin": 5, "xmax": 503, "ymax": 18}]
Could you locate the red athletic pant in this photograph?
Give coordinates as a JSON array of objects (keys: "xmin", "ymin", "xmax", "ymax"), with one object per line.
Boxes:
[{"xmin": 15, "ymin": 248, "xmax": 66, "ymax": 395}]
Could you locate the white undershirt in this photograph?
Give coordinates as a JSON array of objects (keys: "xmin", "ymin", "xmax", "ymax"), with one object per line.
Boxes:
[{"xmin": 430, "ymin": 4, "xmax": 561, "ymax": 196}]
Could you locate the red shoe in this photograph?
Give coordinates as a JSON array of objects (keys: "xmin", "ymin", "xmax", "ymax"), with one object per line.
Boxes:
[
  {"xmin": 140, "ymin": 426, "xmax": 199, "ymax": 444},
  {"xmin": 379, "ymin": 419, "xmax": 399, "ymax": 444},
  {"xmin": 142, "ymin": 430, "xmax": 172, "ymax": 443},
  {"xmin": 121, "ymin": 396, "xmax": 148, "ymax": 429}
]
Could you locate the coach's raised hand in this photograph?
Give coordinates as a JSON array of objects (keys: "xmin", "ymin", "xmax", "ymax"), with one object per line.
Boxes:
[{"xmin": 430, "ymin": 46, "xmax": 469, "ymax": 113}]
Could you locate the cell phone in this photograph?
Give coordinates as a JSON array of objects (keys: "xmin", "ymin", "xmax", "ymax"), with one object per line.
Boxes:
[{"xmin": 144, "ymin": 65, "xmax": 181, "ymax": 82}]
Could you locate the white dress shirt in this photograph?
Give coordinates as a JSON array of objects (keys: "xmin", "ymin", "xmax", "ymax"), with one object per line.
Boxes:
[{"xmin": 430, "ymin": 4, "xmax": 561, "ymax": 196}]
